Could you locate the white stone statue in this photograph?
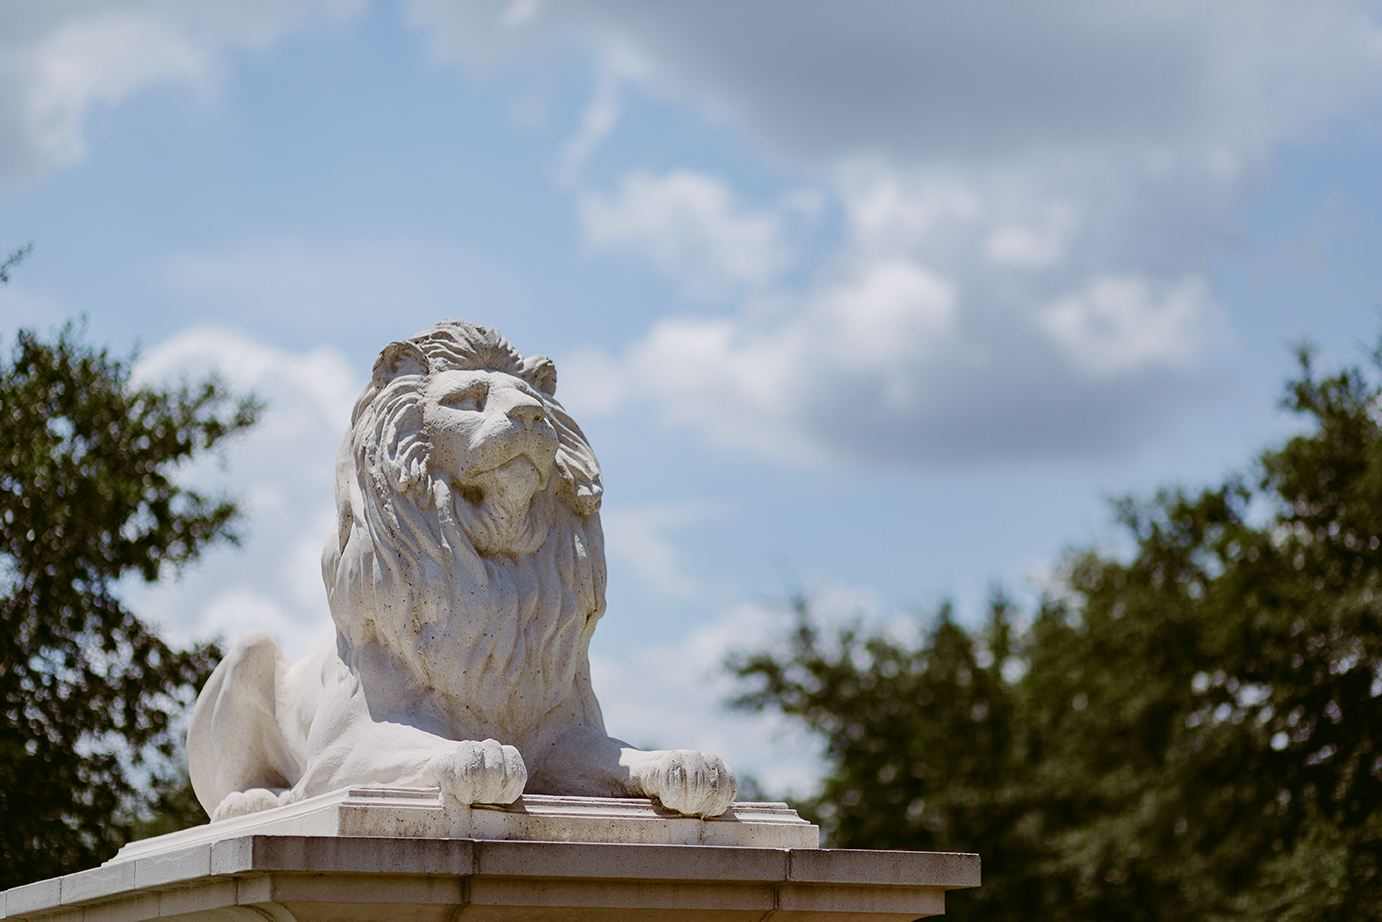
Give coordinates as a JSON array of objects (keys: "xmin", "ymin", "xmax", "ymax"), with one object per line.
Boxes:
[{"xmin": 187, "ymin": 320, "xmax": 736, "ymax": 823}]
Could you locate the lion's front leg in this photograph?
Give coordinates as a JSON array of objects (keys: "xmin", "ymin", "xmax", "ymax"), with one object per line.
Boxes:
[
  {"xmin": 427, "ymin": 738, "xmax": 528, "ymax": 806},
  {"xmin": 627, "ymin": 749, "xmax": 737, "ymax": 818},
  {"xmin": 297, "ymin": 731, "xmax": 528, "ymax": 806},
  {"xmin": 295, "ymin": 685, "xmax": 528, "ymax": 806},
  {"xmin": 528, "ymin": 727, "xmax": 737, "ymax": 817}
]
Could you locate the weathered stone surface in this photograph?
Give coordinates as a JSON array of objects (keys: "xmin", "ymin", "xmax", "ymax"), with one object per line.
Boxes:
[
  {"xmin": 186, "ymin": 321, "xmax": 738, "ymax": 826},
  {"xmin": 2, "ymin": 834, "xmax": 980, "ymax": 922}
]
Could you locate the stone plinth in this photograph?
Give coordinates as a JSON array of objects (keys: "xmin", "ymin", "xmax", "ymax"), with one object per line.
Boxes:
[
  {"xmin": 1, "ymin": 792, "xmax": 980, "ymax": 922},
  {"xmin": 3, "ymin": 836, "xmax": 979, "ymax": 922},
  {"xmin": 113, "ymin": 787, "xmax": 821, "ymax": 858}
]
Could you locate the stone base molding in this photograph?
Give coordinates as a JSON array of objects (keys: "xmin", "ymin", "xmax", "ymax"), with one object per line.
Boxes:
[
  {"xmin": 3, "ymin": 791, "xmax": 978, "ymax": 922},
  {"xmin": 3, "ymin": 834, "xmax": 979, "ymax": 922}
]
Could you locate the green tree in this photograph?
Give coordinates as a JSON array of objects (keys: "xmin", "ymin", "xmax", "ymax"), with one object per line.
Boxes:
[
  {"xmin": 729, "ymin": 343, "xmax": 1382, "ymax": 921},
  {"xmin": 729, "ymin": 596, "xmax": 1050, "ymax": 921},
  {"xmin": 1, "ymin": 248, "xmax": 259, "ymax": 886}
]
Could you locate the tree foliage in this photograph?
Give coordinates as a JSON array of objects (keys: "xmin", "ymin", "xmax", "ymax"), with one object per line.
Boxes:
[
  {"xmin": 1, "ymin": 261, "xmax": 258, "ymax": 886},
  {"xmin": 729, "ymin": 344, "xmax": 1382, "ymax": 921},
  {"xmin": 0, "ymin": 241, "xmax": 31, "ymax": 285}
]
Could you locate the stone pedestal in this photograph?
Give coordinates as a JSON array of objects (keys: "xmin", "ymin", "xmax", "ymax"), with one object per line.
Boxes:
[
  {"xmin": 114, "ymin": 787, "xmax": 823, "ymax": 855},
  {"xmin": 2, "ymin": 790, "xmax": 980, "ymax": 921}
]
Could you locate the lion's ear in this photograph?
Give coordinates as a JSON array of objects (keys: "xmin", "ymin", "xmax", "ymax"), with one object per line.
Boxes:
[
  {"xmin": 373, "ymin": 341, "xmax": 429, "ymax": 388},
  {"xmin": 521, "ymin": 354, "xmax": 557, "ymax": 397}
]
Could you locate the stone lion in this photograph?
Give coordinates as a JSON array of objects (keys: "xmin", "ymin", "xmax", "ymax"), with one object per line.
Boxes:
[{"xmin": 186, "ymin": 320, "xmax": 736, "ymax": 822}]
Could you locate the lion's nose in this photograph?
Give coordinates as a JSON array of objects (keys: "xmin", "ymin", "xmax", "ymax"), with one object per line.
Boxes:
[
  {"xmin": 509, "ymin": 402, "xmax": 544, "ymax": 424},
  {"xmin": 499, "ymin": 390, "xmax": 546, "ymax": 425}
]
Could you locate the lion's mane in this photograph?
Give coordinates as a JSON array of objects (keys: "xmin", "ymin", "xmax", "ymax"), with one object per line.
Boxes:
[{"xmin": 322, "ymin": 320, "xmax": 606, "ymax": 740}]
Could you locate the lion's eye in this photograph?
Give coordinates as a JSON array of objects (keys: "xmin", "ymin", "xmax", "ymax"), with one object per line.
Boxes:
[{"xmin": 442, "ymin": 386, "xmax": 487, "ymax": 412}]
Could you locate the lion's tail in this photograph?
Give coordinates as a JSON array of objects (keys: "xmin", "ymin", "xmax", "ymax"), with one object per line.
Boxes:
[{"xmin": 187, "ymin": 629, "xmax": 322, "ymax": 819}]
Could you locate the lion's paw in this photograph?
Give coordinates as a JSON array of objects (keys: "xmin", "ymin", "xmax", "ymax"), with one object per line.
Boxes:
[
  {"xmin": 211, "ymin": 787, "xmax": 288, "ymax": 822},
  {"xmin": 436, "ymin": 738, "xmax": 527, "ymax": 805},
  {"xmin": 646, "ymin": 750, "xmax": 737, "ymax": 818}
]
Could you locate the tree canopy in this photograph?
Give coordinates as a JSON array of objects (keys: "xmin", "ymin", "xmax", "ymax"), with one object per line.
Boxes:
[
  {"xmin": 729, "ymin": 344, "xmax": 1382, "ymax": 921},
  {"xmin": 1, "ymin": 247, "xmax": 259, "ymax": 887}
]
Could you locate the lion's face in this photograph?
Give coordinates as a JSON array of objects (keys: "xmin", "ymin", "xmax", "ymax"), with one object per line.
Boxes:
[
  {"xmin": 326, "ymin": 320, "xmax": 607, "ymax": 729},
  {"xmin": 421, "ymin": 368, "xmax": 561, "ymax": 555}
]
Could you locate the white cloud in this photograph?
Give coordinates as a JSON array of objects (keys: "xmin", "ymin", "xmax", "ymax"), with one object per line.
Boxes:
[
  {"xmin": 0, "ymin": 0, "xmax": 362, "ymax": 187},
  {"xmin": 127, "ymin": 327, "xmax": 360, "ymax": 662},
  {"xmin": 841, "ymin": 169, "xmax": 983, "ymax": 256},
  {"xmin": 816, "ymin": 259, "xmax": 957, "ymax": 363},
  {"xmin": 559, "ymin": 63, "xmax": 623, "ymax": 183},
  {"xmin": 582, "ymin": 253, "xmax": 958, "ymax": 464},
  {"xmin": 569, "ymin": 159, "xmax": 1231, "ymax": 466},
  {"xmin": 579, "ymin": 170, "xmax": 791, "ymax": 297},
  {"xmin": 398, "ymin": 1, "xmax": 1382, "ymax": 466},
  {"xmin": 3, "ymin": 2, "xmax": 1351, "ymax": 466},
  {"xmin": 1041, "ymin": 275, "xmax": 1226, "ymax": 378},
  {"xmin": 619, "ymin": 316, "xmax": 814, "ymax": 462},
  {"xmin": 556, "ymin": 41, "xmax": 649, "ymax": 183},
  {"xmin": 984, "ymin": 207, "xmax": 1076, "ymax": 270},
  {"xmin": 569, "ymin": 162, "xmax": 1232, "ymax": 465},
  {"xmin": 406, "ymin": 1, "xmax": 1382, "ymax": 167},
  {"xmin": 409, "ymin": 2, "xmax": 1371, "ymax": 465}
]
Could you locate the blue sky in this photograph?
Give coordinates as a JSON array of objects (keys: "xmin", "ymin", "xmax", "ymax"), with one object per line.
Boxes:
[{"xmin": 4, "ymin": 1, "xmax": 1382, "ymax": 793}]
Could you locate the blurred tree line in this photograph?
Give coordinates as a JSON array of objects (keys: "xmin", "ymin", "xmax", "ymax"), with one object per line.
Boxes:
[
  {"xmin": 730, "ymin": 345, "xmax": 1382, "ymax": 921},
  {"xmin": 1, "ymin": 244, "xmax": 255, "ymax": 887}
]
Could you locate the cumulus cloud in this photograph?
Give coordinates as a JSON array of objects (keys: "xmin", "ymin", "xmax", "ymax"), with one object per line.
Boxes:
[
  {"xmin": 405, "ymin": 0, "xmax": 1375, "ymax": 465},
  {"xmin": 573, "ymin": 164, "xmax": 1229, "ymax": 466},
  {"xmin": 13, "ymin": 2, "xmax": 1371, "ymax": 466},
  {"xmin": 579, "ymin": 171, "xmax": 791, "ymax": 297},
  {"xmin": 127, "ymin": 328, "xmax": 360, "ymax": 661},
  {"xmin": 592, "ymin": 252, "xmax": 959, "ymax": 463},
  {"xmin": 1041, "ymin": 275, "xmax": 1222, "ymax": 378},
  {"xmin": 407, "ymin": 1, "xmax": 1382, "ymax": 166},
  {"xmin": 0, "ymin": 0, "xmax": 361, "ymax": 187},
  {"xmin": 3, "ymin": 1, "xmax": 1372, "ymax": 464}
]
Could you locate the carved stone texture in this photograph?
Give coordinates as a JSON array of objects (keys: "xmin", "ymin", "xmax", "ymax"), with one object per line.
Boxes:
[{"xmin": 186, "ymin": 320, "xmax": 737, "ymax": 824}]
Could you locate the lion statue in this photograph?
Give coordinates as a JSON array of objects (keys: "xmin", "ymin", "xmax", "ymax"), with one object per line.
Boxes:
[{"xmin": 186, "ymin": 320, "xmax": 736, "ymax": 822}]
